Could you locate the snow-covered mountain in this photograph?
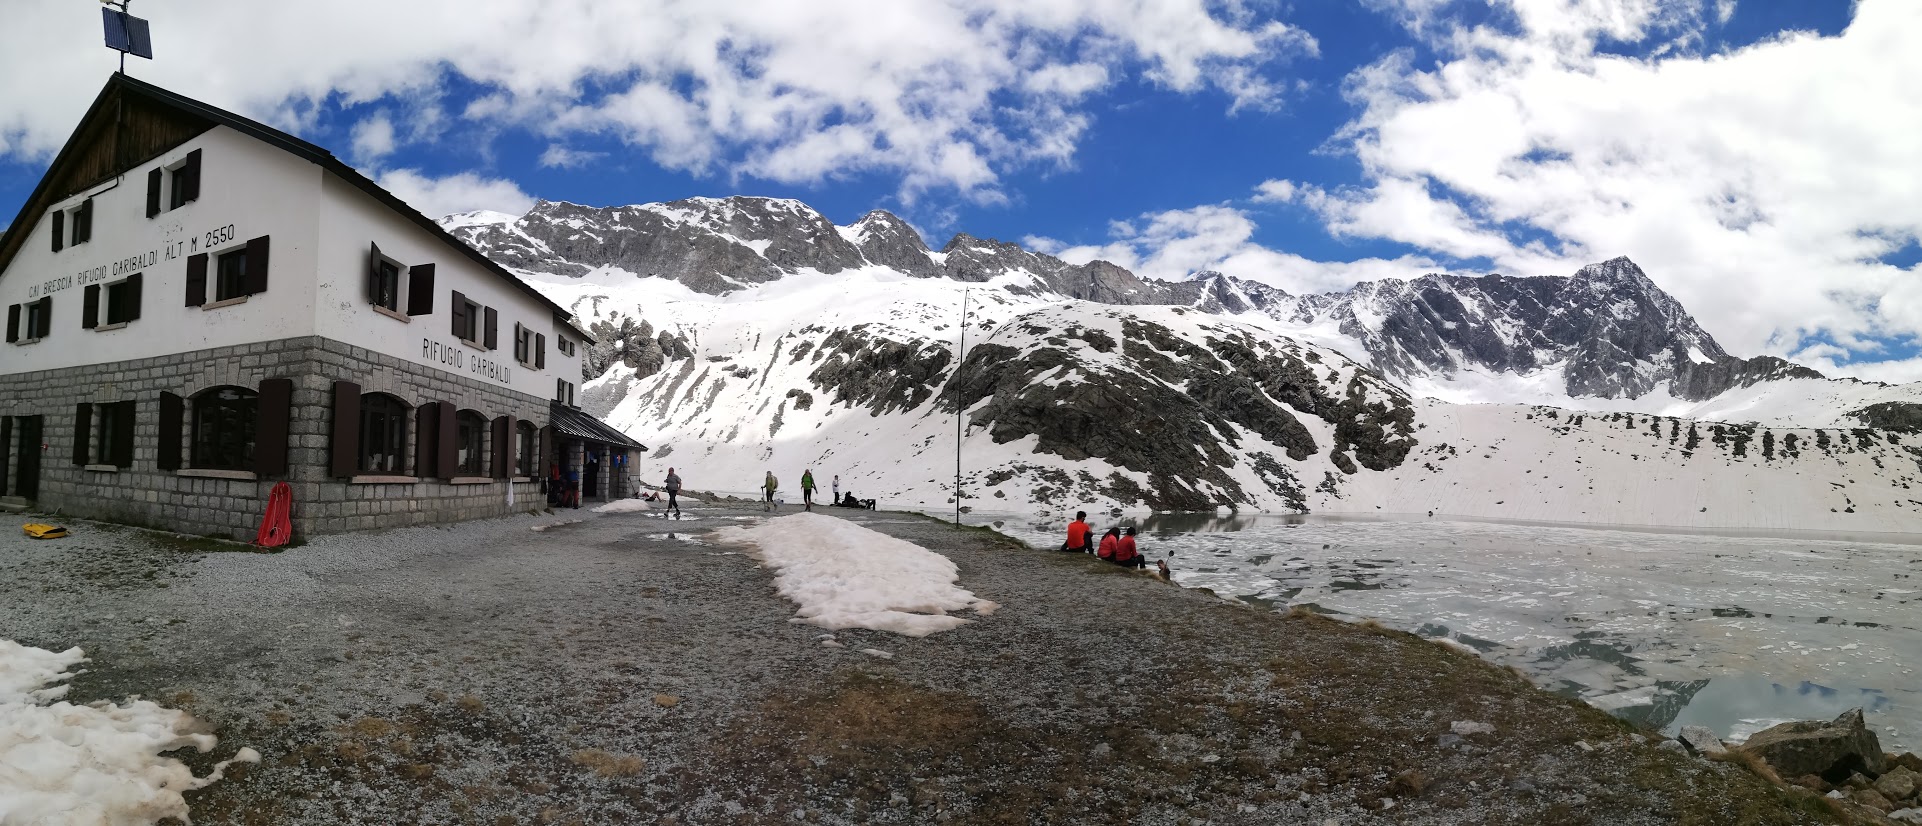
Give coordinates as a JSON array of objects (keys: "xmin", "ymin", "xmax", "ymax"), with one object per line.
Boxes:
[{"xmin": 444, "ymin": 196, "xmax": 1922, "ymax": 528}]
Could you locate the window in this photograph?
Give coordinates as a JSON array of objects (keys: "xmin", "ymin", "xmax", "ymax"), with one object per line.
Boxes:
[
  {"xmin": 558, "ymin": 337, "xmax": 576, "ymax": 357},
  {"xmin": 372, "ymin": 260, "xmax": 401, "ymax": 311},
  {"xmin": 71, "ymin": 199, "xmax": 93, "ymax": 245},
  {"xmin": 516, "ymin": 421, "xmax": 536, "ymax": 477},
  {"xmin": 556, "ymin": 378, "xmax": 575, "ymax": 407},
  {"xmin": 452, "ymin": 292, "xmax": 481, "ymax": 344},
  {"xmin": 6, "ymin": 297, "xmax": 54, "ymax": 342},
  {"xmin": 73, "ymin": 400, "xmax": 134, "ymax": 468},
  {"xmin": 191, "ymin": 386, "xmax": 257, "ymax": 471},
  {"xmin": 147, "ymin": 149, "xmax": 201, "ymax": 218},
  {"xmin": 513, "ymin": 323, "xmax": 536, "ymax": 365},
  {"xmin": 215, "ymin": 248, "xmax": 248, "ymax": 302},
  {"xmin": 53, "ymin": 199, "xmax": 92, "ymax": 252},
  {"xmin": 358, "ymin": 394, "xmax": 409, "ymax": 475},
  {"xmin": 456, "ymin": 410, "xmax": 487, "ymax": 476},
  {"xmin": 168, "ymin": 160, "xmax": 195, "ymax": 210},
  {"xmin": 105, "ymin": 276, "xmax": 140, "ymax": 325}
]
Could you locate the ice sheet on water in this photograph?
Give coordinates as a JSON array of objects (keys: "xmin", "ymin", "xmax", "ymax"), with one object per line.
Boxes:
[{"xmin": 972, "ymin": 512, "xmax": 1921, "ymax": 751}]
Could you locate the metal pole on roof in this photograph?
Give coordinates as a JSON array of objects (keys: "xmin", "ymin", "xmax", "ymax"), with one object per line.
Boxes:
[{"xmin": 955, "ymin": 288, "xmax": 968, "ymax": 525}]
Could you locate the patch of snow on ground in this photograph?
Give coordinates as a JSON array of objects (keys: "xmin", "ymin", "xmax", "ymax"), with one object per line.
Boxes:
[
  {"xmin": 593, "ymin": 499, "xmax": 653, "ymax": 514},
  {"xmin": 0, "ymin": 639, "xmax": 258, "ymax": 824},
  {"xmin": 713, "ymin": 513, "xmax": 996, "ymax": 637}
]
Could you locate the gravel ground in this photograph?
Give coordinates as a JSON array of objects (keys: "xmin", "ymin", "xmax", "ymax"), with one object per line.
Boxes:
[{"xmin": 0, "ymin": 503, "xmax": 1844, "ymax": 825}]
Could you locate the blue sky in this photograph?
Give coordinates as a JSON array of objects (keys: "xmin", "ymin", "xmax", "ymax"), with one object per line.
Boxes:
[{"xmin": 1, "ymin": 0, "xmax": 1915, "ymax": 379}]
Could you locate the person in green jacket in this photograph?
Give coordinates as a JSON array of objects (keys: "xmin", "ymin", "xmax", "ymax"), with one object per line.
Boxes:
[
  {"xmin": 763, "ymin": 471, "xmax": 778, "ymax": 512},
  {"xmin": 801, "ymin": 469, "xmax": 816, "ymax": 511}
]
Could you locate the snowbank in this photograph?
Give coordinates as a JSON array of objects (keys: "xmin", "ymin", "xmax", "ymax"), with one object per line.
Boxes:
[
  {"xmin": 1, "ymin": 639, "xmax": 259, "ymax": 824},
  {"xmin": 712, "ymin": 512, "xmax": 996, "ymax": 637},
  {"xmin": 593, "ymin": 499, "xmax": 653, "ymax": 514}
]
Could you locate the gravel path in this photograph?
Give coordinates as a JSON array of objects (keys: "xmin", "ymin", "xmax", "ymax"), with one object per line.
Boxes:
[{"xmin": 0, "ymin": 504, "xmax": 1839, "ymax": 825}]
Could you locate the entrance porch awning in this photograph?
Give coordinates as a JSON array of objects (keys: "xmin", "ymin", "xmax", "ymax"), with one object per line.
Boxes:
[{"xmin": 548, "ymin": 401, "xmax": 647, "ymax": 452}]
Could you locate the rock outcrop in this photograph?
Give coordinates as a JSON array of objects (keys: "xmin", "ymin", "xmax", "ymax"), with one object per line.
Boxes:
[{"xmin": 1738, "ymin": 708, "xmax": 1887, "ymax": 782}]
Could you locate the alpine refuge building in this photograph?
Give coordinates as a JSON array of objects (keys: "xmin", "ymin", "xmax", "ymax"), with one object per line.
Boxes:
[{"xmin": 0, "ymin": 74, "xmax": 644, "ymax": 540}]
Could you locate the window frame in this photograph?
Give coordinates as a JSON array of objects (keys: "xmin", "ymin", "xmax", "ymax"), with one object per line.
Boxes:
[
  {"xmin": 103, "ymin": 276, "xmax": 138, "ymax": 326},
  {"xmin": 167, "ymin": 160, "xmax": 192, "ymax": 210},
  {"xmin": 457, "ymin": 297, "xmax": 481, "ymax": 344},
  {"xmin": 455, "ymin": 410, "xmax": 487, "ymax": 477},
  {"xmin": 24, "ymin": 297, "xmax": 52, "ymax": 341},
  {"xmin": 214, "ymin": 248, "xmax": 249, "ymax": 303},
  {"xmin": 515, "ymin": 421, "xmax": 536, "ymax": 477},
  {"xmin": 357, "ymin": 393, "xmax": 411, "ymax": 475},
  {"xmin": 68, "ymin": 198, "xmax": 94, "ymax": 247},
  {"xmin": 190, "ymin": 386, "xmax": 258, "ymax": 471},
  {"xmin": 372, "ymin": 259, "xmax": 402, "ymax": 313}
]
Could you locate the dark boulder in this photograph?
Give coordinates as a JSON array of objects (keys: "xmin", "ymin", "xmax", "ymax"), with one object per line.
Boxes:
[{"xmin": 1738, "ymin": 708, "xmax": 1887, "ymax": 783}]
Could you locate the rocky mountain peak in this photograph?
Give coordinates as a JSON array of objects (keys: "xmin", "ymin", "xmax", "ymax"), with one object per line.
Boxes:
[{"xmin": 845, "ymin": 210, "xmax": 938, "ymax": 277}]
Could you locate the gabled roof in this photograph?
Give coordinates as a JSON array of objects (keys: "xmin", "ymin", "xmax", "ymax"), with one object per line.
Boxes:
[
  {"xmin": 549, "ymin": 400, "xmax": 647, "ymax": 451},
  {"xmin": 0, "ymin": 73, "xmax": 590, "ymax": 340}
]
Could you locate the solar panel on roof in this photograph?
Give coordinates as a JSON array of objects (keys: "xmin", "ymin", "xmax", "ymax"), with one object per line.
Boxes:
[{"xmin": 102, "ymin": 8, "xmax": 153, "ymax": 60}]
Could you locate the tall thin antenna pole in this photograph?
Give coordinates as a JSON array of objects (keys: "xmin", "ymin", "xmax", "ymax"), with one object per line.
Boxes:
[{"xmin": 955, "ymin": 288, "xmax": 968, "ymax": 525}]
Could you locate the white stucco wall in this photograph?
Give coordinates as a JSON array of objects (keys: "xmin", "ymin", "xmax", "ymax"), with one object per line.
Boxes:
[
  {"xmin": 0, "ymin": 126, "xmax": 322, "ymax": 374},
  {"xmin": 313, "ymin": 173, "xmax": 584, "ymax": 401}
]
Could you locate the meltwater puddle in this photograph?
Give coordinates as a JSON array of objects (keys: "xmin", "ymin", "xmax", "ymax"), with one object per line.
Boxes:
[{"xmin": 967, "ymin": 511, "xmax": 1921, "ymax": 752}]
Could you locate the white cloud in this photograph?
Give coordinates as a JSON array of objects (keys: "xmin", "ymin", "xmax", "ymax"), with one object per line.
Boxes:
[
  {"xmin": 350, "ymin": 113, "xmax": 396, "ymax": 164},
  {"xmin": 0, "ymin": 0, "xmax": 1316, "ymax": 204},
  {"xmin": 375, "ymin": 168, "xmax": 534, "ymax": 220},
  {"xmin": 1316, "ymin": 0, "xmax": 1922, "ymax": 368},
  {"xmin": 537, "ymin": 144, "xmax": 607, "ymax": 169}
]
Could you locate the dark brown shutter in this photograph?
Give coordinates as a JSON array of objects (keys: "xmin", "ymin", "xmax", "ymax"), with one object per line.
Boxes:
[
  {"xmin": 0, "ymin": 417, "xmax": 10, "ymax": 496},
  {"xmin": 491, "ymin": 415, "xmax": 512, "ymax": 479},
  {"xmin": 181, "ymin": 149, "xmax": 202, "ymax": 203},
  {"xmin": 146, "ymin": 168, "xmax": 163, "ymax": 217},
  {"xmin": 535, "ymin": 333, "xmax": 546, "ymax": 369},
  {"xmin": 436, "ymin": 403, "xmax": 457, "ymax": 479},
  {"xmin": 367, "ymin": 242, "xmax": 383, "ymax": 303},
  {"xmin": 82, "ymin": 284, "xmax": 100, "ymax": 329},
  {"xmin": 414, "ymin": 402, "xmax": 438, "ymax": 479},
  {"xmin": 111, "ymin": 400, "xmax": 135, "ymax": 468},
  {"xmin": 72, "ymin": 403, "xmax": 91, "ymax": 465},
  {"xmin": 451, "ymin": 290, "xmax": 467, "ymax": 338},
  {"xmin": 157, "ymin": 392, "xmax": 183, "ymax": 470},
  {"xmin": 6, "ymin": 304, "xmax": 19, "ymax": 343},
  {"xmin": 407, "ymin": 264, "xmax": 435, "ymax": 315},
  {"xmin": 330, "ymin": 381, "xmax": 361, "ymax": 478},
  {"xmin": 243, "ymin": 235, "xmax": 270, "ymax": 295},
  {"xmin": 51, "ymin": 210, "xmax": 63, "ymax": 252},
  {"xmin": 255, "ymin": 378, "xmax": 293, "ymax": 476},
  {"xmin": 185, "ymin": 253, "xmax": 208, "ymax": 306},
  {"xmin": 483, "ymin": 307, "xmax": 498, "ymax": 350},
  {"xmin": 75, "ymin": 199, "xmax": 91, "ymax": 244},
  {"xmin": 126, "ymin": 273, "xmax": 143, "ymax": 321},
  {"xmin": 538, "ymin": 425, "xmax": 553, "ymax": 480}
]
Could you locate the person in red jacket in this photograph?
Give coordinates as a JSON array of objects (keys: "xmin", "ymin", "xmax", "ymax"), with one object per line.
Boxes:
[
  {"xmin": 1112, "ymin": 526, "xmax": 1145, "ymax": 569},
  {"xmin": 1061, "ymin": 511, "xmax": 1092, "ymax": 553},
  {"xmin": 1096, "ymin": 527, "xmax": 1120, "ymax": 560}
]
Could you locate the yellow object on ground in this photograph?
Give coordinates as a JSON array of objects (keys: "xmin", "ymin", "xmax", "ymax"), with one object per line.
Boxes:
[{"xmin": 22, "ymin": 523, "xmax": 69, "ymax": 539}]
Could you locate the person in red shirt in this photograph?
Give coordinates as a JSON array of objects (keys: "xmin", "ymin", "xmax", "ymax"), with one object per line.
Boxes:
[
  {"xmin": 1061, "ymin": 511, "xmax": 1092, "ymax": 553},
  {"xmin": 1096, "ymin": 527, "xmax": 1120, "ymax": 560},
  {"xmin": 1112, "ymin": 526, "xmax": 1145, "ymax": 569}
]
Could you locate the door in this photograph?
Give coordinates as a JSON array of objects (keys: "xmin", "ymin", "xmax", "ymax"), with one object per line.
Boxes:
[
  {"xmin": 15, "ymin": 416, "xmax": 42, "ymax": 499},
  {"xmin": 584, "ymin": 455, "xmax": 600, "ymax": 499}
]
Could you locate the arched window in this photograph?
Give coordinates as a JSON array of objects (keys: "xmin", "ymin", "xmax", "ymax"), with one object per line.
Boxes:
[
  {"xmin": 359, "ymin": 393, "xmax": 409, "ymax": 474},
  {"xmin": 456, "ymin": 410, "xmax": 487, "ymax": 476},
  {"xmin": 191, "ymin": 386, "xmax": 257, "ymax": 471},
  {"xmin": 515, "ymin": 421, "xmax": 537, "ymax": 477}
]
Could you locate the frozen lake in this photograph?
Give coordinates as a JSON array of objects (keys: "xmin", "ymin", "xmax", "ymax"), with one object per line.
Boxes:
[{"xmin": 965, "ymin": 511, "xmax": 1921, "ymax": 753}]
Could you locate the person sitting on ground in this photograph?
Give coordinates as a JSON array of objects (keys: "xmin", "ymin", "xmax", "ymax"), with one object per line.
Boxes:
[
  {"xmin": 1061, "ymin": 512, "xmax": 1091, "ymax": 553},
  {"xmin": 640, "ymin": 490, "xmax": 661, "ymax": 502},
  {"xmin": 1096, "ymin": 527, "xmax": 1120, "ymax": 560},
  {"xmin": 1112, "ymin": 526, "xmax": 1146, "ymax": 569},
  {"xmin": 839, "ymin": 491, "xmax": 861, "ymax": 508},
  {"xmin": 1156, "ymin": 559, "xmax": 1171, "ymax": 579}
]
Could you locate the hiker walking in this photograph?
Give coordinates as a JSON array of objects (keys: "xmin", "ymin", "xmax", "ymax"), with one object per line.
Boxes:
[
  {"xmin": 763, "ymin": 471, "xmax": 779, "ymax": 512},
  {"xmin": 801, "ymin": 469, "xmax": 817, "ymax": 511},
  {"xmin": 663, "ymin": 467, "xmax": 683, "ymax": 519}
]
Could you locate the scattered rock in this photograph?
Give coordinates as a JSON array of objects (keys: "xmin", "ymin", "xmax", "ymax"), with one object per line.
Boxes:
[
  {"xmin": 1874, "ymin": 766, "xmax": 1919, "ymax": 802},
  {"xmin": 654, "ymin": 694, "xmax": 681, "ymax": 708},
  {"xmin": 1509, "ymin": 778, "xmax": 1537, "ymax": 794},
  {"xmin": 860, "ymin": 648, "xmax": 894, "ymax": 659},
  {"xmin": 1574, "ymin": 740, "xmax": 1595, "ymax": 752},
  {"xmin": 1451, "ymin": 720, "xmax": 1496, "ymax": 736},
  {"xmin": 1897, "ymin": 753, "xmax": 1922, "ymax": 773},
  {"xmin": 1788, "ymin": 774, "xmax": 1831, "ymax": 794},
  {"xmin": 1678, "ymin": 725, "xmax": 1728, "ymax": 757},
  {"xmin": 1846, "ymin": 773, "xmax": 1874, "ymax": 791},
  {"xmin": 1436, "ymin": 733, "xmax": 1465, "ymax": 750},
  {"xmin": 1887, "ymin": 808, "xmax": 1922, "ymax": 824},
  {"xmin": 1656, "ymin": 740, "xmax": 1687, "ymax": 755},
  {"xmin": 1738, "ymin": 708, "xmax": 1887, "ymax": 782},
  {"xmin": 1851, "ymin": 788, "xmax": 1896, "ymax": 812}
]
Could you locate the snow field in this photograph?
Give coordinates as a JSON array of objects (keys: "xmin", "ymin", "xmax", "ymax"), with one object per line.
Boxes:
[
  {"xmin": 0, "ymin": 639, "xmax": 258, "ymax": 825},
  {"xmin": 712, "ymin": 512, "xmax": 996, "ymax": 637},
  {"xmin": 593, "ymin": 499, "xmax": 654, "ymax": 514}
]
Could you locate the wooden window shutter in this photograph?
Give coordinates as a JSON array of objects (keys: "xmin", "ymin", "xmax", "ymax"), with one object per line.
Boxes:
[
  {"xmin": 7, "ymin": 304, "xmax": 19, "ymax": 343},
  {"xmin": 111, "ymin": 400, "xmax": 135, "ymax": 468},
  {"xmin": 185, "ymin": 253, "xmax": 208, "ymax": 306},
  {"xmin": 243, "ymin": 235, "xmax": 270, "ymax": 295},
  {"xmin": 126, "ymin": 272, "xmax": 143, "ymax": 321},
  {"xmin": 72, "ymin": 403, "xmax": 91, "ymax": 466},
  {"xmin": 181, "ymin": 149, "xmax": 203, "ymax": 202},
  {"xmin": 406, "ymin": 264, "xmax": 435, "ymax": 316},
  {"xmin": 157, "ymin": 392, "xmax": 183, "ymax": 471},
  {"xmin": 75, "ymin": 199, "xmax": 92, "ymax": 244},
  {"xmin": 436, "ymin": 403, "xmax": 457, "ymax": 479},
  {"xmin": 366, "ymin": 242, "xmax": 383, "ymax": 303},
  {"xmin": 330, "ymin": 381, "xmax": 362, "ymax": 478},
  {"xmin": 51, "ymin": 210, "xmax": 63, "ymax": 252},
  {"xmin": 484, "ymin": 306, "xmax": 499, "ymax": 350},
  {"xmin": 255, "ymin": 378, "xmax": 293, "ymax": 476},
  {"xmin": 451, "ymin": 291, "xmax": 468, "ymax": 338},
  {"xmin": 414, "ymin": 402, "xmax": 439, "ymax": 479},
  {"xmin": 0, "ymin": 417, "xmax": 10, "ymax": 496},
  {"xmin": 146, "ymin": 168, "xmax": 163, "ymax": 217},
  {"xmin": 491, "ymin": 416, "xmax": 512, "ymax": 479},
  {"xmin": 536, "ymin": 333, "xmax": 546, "ymax": 369},
  {"xmin": 538, "ymin": 425, "xmax": 553, "ymax": 479},
  {"xmin": 82, "ymin": 284, "xmax": 100, "ymax": 329}
]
